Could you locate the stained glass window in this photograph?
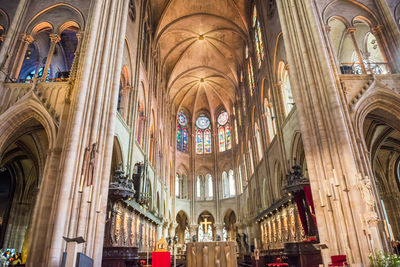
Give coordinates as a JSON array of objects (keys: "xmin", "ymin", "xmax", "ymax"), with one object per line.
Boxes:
[
  {"xmin": 252, "ymin": 5, "xmax": 257, "ymax": 27},
  {"xmin": 182, "ymin": 127, "xmax": 188, "ymax": 152},
  {"xmin": 176, "ymin": 125, "xmax": 182, "ymax": 151},
  {"xmin": 248, "ymin": 58, "xmax": 255, "ymax": 95},
  {"xmin": 196, "ymin": 115, "xmax": 210, "ymax": 129},
  {"xmin": 218, "ymin": 111, "xmax": 231, "ymax": 152},
  {"xmin": 204, "ymin": 129, "xmax": 212, "ymax": 153},
  {"xmin": 225, "ymin": 124, "xmax": 232, "ymax": 150},
  {"xmin": 219, "ymin": 126, "xmax": 226, "ymax": 152},
  {"xmin": 252, "ymin": 5, "xmax": 264, "ymax": 68},
  {"xmin": 196, "ymin": 115, "xmax": 212, "ymax": 154},
  {"xmin": 196, "ymin": 130, "xmax": 204, "ymax": 154},
  {"xmin": 177, "ymin": 112, "xmax": 189, "ymax": 152},
  {"xmin": 234, "ymin": 119, "xmax": 239, "ymax": 144},
  {"xmin": 218, "ymin": 111, "xmax": 228, "ymax": 125},
  {"xmin": 178, "ymin": 112, "xmax": 187, "ymax": 126}
]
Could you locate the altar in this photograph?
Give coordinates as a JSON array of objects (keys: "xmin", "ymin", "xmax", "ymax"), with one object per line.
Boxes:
[{"xmin": 186, "ymin": 241, "xmax": 237, "ymax": 267}]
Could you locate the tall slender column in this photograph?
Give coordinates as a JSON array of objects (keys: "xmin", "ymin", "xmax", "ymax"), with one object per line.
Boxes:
[
  {"xmin": 41, "ymin": 34, "xmax": 60, "ymax": 82},
  {"xmin": 0, "ymin": 0, "xmax": 29, "ymax": 82},
  {"xmin": 10, "ymin": 34, "xmax": 34, "ymax": 81},
  {"xmin": 371, "ymin": 25, "xmax": 392, "ymax": 73},
  {"xmin": 347, "ymin": 27, "xmax": 366, "ymax": 74},
  {"xmin": 276, "ymin": 0, "xmax": 385, "ymax": 265}
]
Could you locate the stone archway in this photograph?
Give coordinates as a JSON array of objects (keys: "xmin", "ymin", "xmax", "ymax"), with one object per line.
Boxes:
[
  {"xmin": 363, "ymin": 108, "xmax": 400, "ymax": 242},
  {"xmin": 0, "ymin": 117, "xmax": 49, "ymax": 263}
]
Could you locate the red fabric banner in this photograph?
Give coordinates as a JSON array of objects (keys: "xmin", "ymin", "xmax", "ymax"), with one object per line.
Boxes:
[
  {"xmin": 304, "ymin": 185, "xmax": 317, "ymax": 227},
  {"xmin": 294, "ymin": 194, "xmax": 308, "ymax": 236},
  {"xmin": 152, "ymin": 251, "xmax": 171, "ymax": 267}
]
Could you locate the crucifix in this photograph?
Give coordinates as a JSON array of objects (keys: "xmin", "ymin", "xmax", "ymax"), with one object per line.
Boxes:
[{"xmin": 200, "ymin": 216, "xmax": 212, "ymax": 233}]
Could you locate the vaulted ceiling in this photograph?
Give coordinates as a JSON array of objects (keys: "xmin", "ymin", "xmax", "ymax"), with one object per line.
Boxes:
[{"xmin": 152, "ymin": 0, "xmax": 249, "ymax": 120}]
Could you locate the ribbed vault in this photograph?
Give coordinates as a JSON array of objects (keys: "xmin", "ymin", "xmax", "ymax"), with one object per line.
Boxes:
[{"xmin": 152, "ymin": 0, "xmax": 249, "ymax": 117}]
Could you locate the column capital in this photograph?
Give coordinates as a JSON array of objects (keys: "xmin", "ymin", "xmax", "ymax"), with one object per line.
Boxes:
[
  {"xmin": 371, "ymin": 25, "xmax": 383, "ymax": 34},
  {"xmin": 49, "ymin": 33, "xmax": 61, "ymax": 43},
  {"xmin": 324, "ymin": 24, "xmax": 331, "ymax": 33},
  {"xmin": 76, "ymin": 31, "xmax": 84, "ymax": 42},
  {"xmin": 347, "ymin": 27, "xmax": 357, "ymax": 34},
  {"xmin": 21, "ymin": 34, "xmax": 34, "ymax": 44}
]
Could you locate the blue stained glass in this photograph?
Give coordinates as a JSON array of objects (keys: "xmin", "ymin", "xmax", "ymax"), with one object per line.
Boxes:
[
  {"xmin": 176, "ymin": 125, "xmax": 182, "ymax": 151},
  {"xmin": 183, "ymin": 127, "xmax": 188, "ymax": 152},
  {"xmin": 204, "ymin": 129, "xmax": 212, "ymax": 153},
  {"xmin": 218, "ymin": 111, "xmax": 229, "ymax": 126},
  {"xmin": 178, "ymin": 112, "xmax": 187, "ymax": 126},
  {"xmin": 196, "ymin": 116, "xmax": 210, "ymax": 129}
]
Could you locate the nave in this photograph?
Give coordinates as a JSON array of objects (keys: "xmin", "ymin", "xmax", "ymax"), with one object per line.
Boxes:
[{"xmin": 0, "ymin": 0, "xmax": 400, "ymax": 266}]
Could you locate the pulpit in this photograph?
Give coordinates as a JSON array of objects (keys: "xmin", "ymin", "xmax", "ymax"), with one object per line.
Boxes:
[{"xmin": 186, "ymin": 241, "xmax": 237, "ymax": 267}]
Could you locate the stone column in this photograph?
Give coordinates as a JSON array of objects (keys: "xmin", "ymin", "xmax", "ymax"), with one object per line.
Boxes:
[
  {"xmin": 371, "ymin": 25, "xmax": 392, "ymax": 73},
  {"xmin": 157, "ymin": 224, "xmax": 163, "ymax": 241},
  {"xmin": 41, "ymin": 34, "xmax": 61, "ymax": 82},
  {"xmin": 276, "ymin": 0, "xmax": 385, "ymax": 265},
  {"xmin": 10, "ymin": 34, "xmax": 34, "ymax": 81},
  {"xmin": 0, "ymin": 0, "xmax": 29, "ymax": 82},
  {"xmin": 347, "ymin": 27, "xmax": 366, "ymax": 74}
]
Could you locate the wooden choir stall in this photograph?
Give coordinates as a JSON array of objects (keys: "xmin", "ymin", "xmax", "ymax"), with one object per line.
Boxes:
[
  {"xmin": 102, "ymin": 163, "xmax": 161, "ymax": 267},
  {"xmin": 255, "ymin": 162, "xmax": 323, "ymax": 267}
]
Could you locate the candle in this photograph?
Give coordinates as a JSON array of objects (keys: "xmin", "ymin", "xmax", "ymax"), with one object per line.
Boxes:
[
  {"xmin": 319, "ymin": 189, "xmax": 325, "ymax": 207},
  {"xmin": 254, "ymin": 238, "xmax": 257, "ymax": 249},
  {"xmin": 78, "ymin": 174, "xmax": 85, "ymax": 192},
  {"xmin": 87, "ymin": 185, "xmax": 93, "ymax": 203},
  {"xmin": 97, "ymin": 195, "xmax": 101, "ymax": 213},
  {"xmin": 333, "ymin": 168, "xmax": 340, "ymax": 187}
]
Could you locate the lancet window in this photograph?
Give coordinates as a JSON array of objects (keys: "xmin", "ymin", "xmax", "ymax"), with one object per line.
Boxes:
[
  {"xmin": 217, "ymin": 111, "xmax": 232, "ymax": 152},
  {"xmin": 176, "ymin": 111, "xmax": 189, "ymax": 152},
  {"xmin": 196, "ymin": 174, "xmax": 213, "ymax": 200},
  {"xmin": 222, "ymin": 170, "xmax": 236, "ymax": 198},
  {"xmin": 248, "ymin": 58, "xmax": 255, "ymax": 95},
  {"xmin": 252, "ymin": 5, "xmax": 264, "ymax": 68},
  {"xmin": 196, "ymin": 115, "xmax": 212, "ymax": 154},
  {"xmin": 175, "ymin": 173, "xmax": 187, "ymax": 199}
]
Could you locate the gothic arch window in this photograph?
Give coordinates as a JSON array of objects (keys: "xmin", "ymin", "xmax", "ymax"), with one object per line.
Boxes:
[
  {"xmin": 228, "ymin": 170, "xmax": 236, "ymax": 197},
  {"xmin": 197, "ymin": 174, "xmax": 213, "ymax": 200},
  {"xmin": 217, "ymin": 111, "xmax": 232, "ymax": 152},
  {"xmin": 278, "ymin": 62, "xmax": 294, "ymax": 116},
  {"xmin": 205, "ymin": 174, "xmax": 213, "ymax": 200},
  {"xmin": 175, "ymin": 173, "xmax": 187, "ymax": 199},
  {"xmin": 263, "ymin": 97, "xmax": 276, "ymax": 142},
  {"xmin": 238, "ymin": 165, "xmax": 243, "ymax": 194},
  {"xmin": 248, "ymin": 141, "xmax": 254, "ymax": 175},
  {"xmin": 222, "ymin": 170, "xmax": 236, "ymax": 198},
  {"xmin": 177, "ymin": 111, "xmax": 189, "ymax": 152},
  {"xmin": 252, "ymin": 5, "xmax": 265, "ymax": 68},
  {"xmin": 136, "ymin": 98, "xmax": 145, "ymax": 146},
  {"xmin": 196, "ymin": 114, "xmax": 212, "ymax": 154},
  {"xmin": 222, "ymin": 171, "xmax": 229, "ymax": 198},
  {"xmin": 328, "ymin": 17, "xmax": 389, "ymax": 75},
  {"xmin": 248, "ymin": 58, "xmax": 255, "ymax": 96},
  {"xmin": 255, "ymin": 122, "xmax": 263, "ymax": 161}
]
